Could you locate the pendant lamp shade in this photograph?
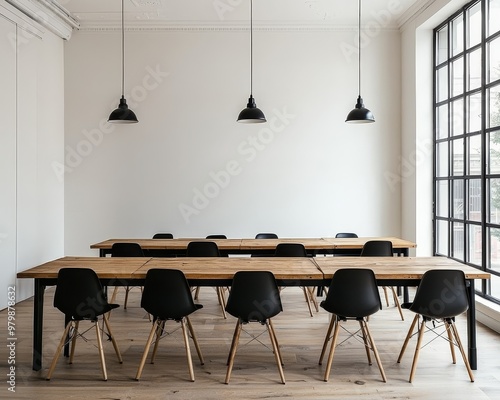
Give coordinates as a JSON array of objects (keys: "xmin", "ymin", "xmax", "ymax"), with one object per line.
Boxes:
[
  {"xmin": 108, "ymin": 0, "xmax": 138, "ymax": 124},
  {"xmin": 237, "ymin": 0, "xmax": 266, "ymax": 123},
  {"xmin": 346, "ymin": 0, "xmax": 374, "ymax": 124}
]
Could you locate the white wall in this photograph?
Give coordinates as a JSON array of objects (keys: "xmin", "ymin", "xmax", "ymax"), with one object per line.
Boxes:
[
  {"xmin": 63, "ymin": 26, "xmax": 402, "ymax": 255},
  {"xmin": 0, "ymin": 3, "xmax": 65, "ymax": 307}
]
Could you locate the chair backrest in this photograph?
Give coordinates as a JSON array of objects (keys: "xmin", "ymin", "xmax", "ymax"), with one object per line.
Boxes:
[
  {"xmin": 360, "ymin": 240, "xmax": 393, "ymax": 257},
  {"xmin": 186, "ymin": 241, "xmax": 220, "ymax": 257},
  {"xmin": 225, "ymin": 271, "xmax": 283, "ymax": 323},
  {"xmin": 206, "ymin": 234, "xmax": 227, "ymax": 239},
  {"xmin": 54, "ymin": 268, "xmax": 112, "ymax": 320},
  {"xmin": 274, "ymin": 243, "xmax": 307, "ymax": 257},
  {"xmin": 410, "ymin": 269, "xmax": 469, "ymax": 319},
  {"xmin": 152, "ymin": 233, "xmax": 173, "ymax": 239},
  {"xmin": 111, "ymin": 242, "xmax": 144, "ymax": 257},
  {"xmin": 141, "ymin": 269, "xmax": 201, "ymax": 320},
  {"xmin": 255, "ymin": 233, "xmax": 278, "ymax": 239},
  {"xmin": 321, "ymin": 268, "xmax": 381, "ymax": 318},
  {"xmin": 335, "ymin": 232, "xmax": 358, "ymax": 238}
]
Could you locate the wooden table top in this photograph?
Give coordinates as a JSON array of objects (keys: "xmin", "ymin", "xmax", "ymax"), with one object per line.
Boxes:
[
  {"xmin": 89, "ymin": 237, "xmax": 417, "ymax": 251},
  {"xmin": 16, "ymin": 256, "xmax": 152, "ymax": 279},
  {"xmin": 312, "ymin": 256, "xmax": 490, "ymax": 280},
  {"xmin": 135, "ymin": 257, "xmax": 323, "ymax": 280},
  {"xmin": 322, "ymin": 236, "xmax": 417, "ymax": 249}
]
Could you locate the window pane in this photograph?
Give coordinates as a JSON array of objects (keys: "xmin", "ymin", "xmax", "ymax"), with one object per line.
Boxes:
[
  {"xmin": 469, "ymin": 49, "xmax": 482, "ymax": 90},
  {"xmin": 489, "ymin": 228, "xmax": 500, "ymax": 272},
  {"xmin": 489, "ymin": 130, "xmax": 500, "ymax": 173},
  {"xmin": 468, "ymin": 2, "xmax": 482, "ymax": 48},
  {"xmin": 468, "ymin": 179, "xmax": 482, "ymax": 221},
  {"xmin": 489, "ymin": 0, "xmax": 500, "ymax": 36},
  {"xmin": 488, "ymin": 36, "xmax": 500, "ymax": 83},
  {"xmin": 453, "ymin": 222, "xmax": 465, "ymax": 260},
  {"xmin": 489, "ymin": 85, "xmax": 500, "ymax": 128},
  {"xmin": 437, "ymin": 65, "xmax": 448, "ymax": 101},
  {"xmin": 437, "ymin": 104, "xmax": 448, "ymax": 139},
  {"xmin": 488, "ymin": 178, "xmax": 500, "ymax": 223},
  {"xmin": 437, "ymin": 25, "xmax": 448, "ymax": 64},
  {"xmin": 468, "ymin": 93, "xmax": 482, "ymax": 133},
  {"xmin": 454, "ymin": 180, "xmax": 465, "ymax": 218},
  {"xmin": 453, "ymin": 138, "xmax": 464, "ymax": 175},
  {"xmin": 452, "ymin": 57, "xmax": 464, "ymax": 96},
  {"xmin": 468, "ymin": 135, "xmax": 482, "ymax": 175},
  {"xmin": 452, "ymin": 16, "xmax": 464, "ymax": 56},
  {"xmin": 437, "ymin": 141, "xmax": 449, "ymax": 177},
  {"xmin": 437, "ymin": 220, "xmax": 449, "ymax": 255},
  {"xmin": 469, "ymin": 224, "xmax": 482, "ymax": 265},
  {"xmin": 437, "ymin": 180, "xmax": 449, "ymax": 217},
  {"xmin": 452, "ymin": 98, "xmax": 464, "ymax": 136}
]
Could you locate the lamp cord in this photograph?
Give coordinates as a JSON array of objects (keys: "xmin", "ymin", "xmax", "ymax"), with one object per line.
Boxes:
[
  {"xmin": 250, "ymin": 0, "xmax": 253, "ymax": 96},
  {"xmin": 357, "ymin": 0, "xmax": 361, "ymax": 97},
  {"xmin": 121, "ymin": 0, "xmax": 125, "ymax": 98}
]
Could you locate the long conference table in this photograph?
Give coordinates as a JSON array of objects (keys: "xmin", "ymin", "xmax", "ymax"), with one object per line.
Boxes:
[
  {"xmin": 17, "ymin": 255, "xmax": 489, "ymax": 372},
  {"xmin": 90, "ymin": 236, "xmax": 417, "ymax": 257}
]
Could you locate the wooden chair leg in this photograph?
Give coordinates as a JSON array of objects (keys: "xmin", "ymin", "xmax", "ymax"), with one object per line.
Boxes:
[
  {"xmin": 449, "ymin": 322, "xmax": 475, "ymax": 382},
  {"xmin": 445, "ymin": 320, "xmax": 456, "ymax": 364},
  {"xmin": 186, "ymin": 316, "xmax": 204, "ymax": 365},
  {"xmin": 94, "ymin": 321, "xmax": 107, "ymax": 381},
  {"xmin": 180, "ymin": 318, "xmax": 195, "ymax": 382},
  {"xmin": 266, "ymin": 320, "xmax": 285, "ymax": 384},
  {"xmin": 382, "ymin": 287, "xmax": 390, "ymax": 307},
  {"xmin": 390, "ymin": 286, "xmax": 404, "ymax": 320},
  {"xmin": 323, "ymin": 316, "xmax": 340, "ymax": 382},
  {"xmin": 69, "ymin": 320, "xmax": 79, "ymax": 364},
  {"xmin": 269, "ymin": 318, "xmax": 284, "ymax": 366},
  {"xmin": 397, "ymin": 314, "xmax": 419, "ymax": 363},
  {"xmin": 319, "ymin": 317, "xmax": 335, "ymax": 365},
  {"xmin": 123, "ymin": 286, "xmax": 131, "ymax": 309},
  {"xmin": 194, "ymin": 286, "xmax": 200, "ymax": 300},
  {"xmin": 308, "ymin": 287, "xmax": 319, "ymax": 312},
  {"xmin": 225, "ymin": 320, "xmax": 242, "ymax": 384},
  {"xmin": 102, "ymin": 314, "xmax": 123, "ymax": 363},
  {"xmin": 216, "ymin": 287, "xmax": 227, "ymax": 319},
  {"xmin": 135, "ymin": 321, "xmax": 159, "ymax": 380},
  {"xmin": 359, "ymin": 319, "xmax": 372, "ymax": 365},
  {"xmin": 46, "ymin": 321, "xmax": 73, "ymax": 380},
  {"xmin": 150, "ymin": 320, "xmax": 165, "ymax": 364},
  {"xmin": 302, "ymin": 287, "xmax": 314, "ymax": 317},
  {"xmin": 409, "ymin": 318, "xmax": 426, "ymax": 383},
  {"xmin": 363, "ymin": 320, "xmax": 387, "ymax": 382}
]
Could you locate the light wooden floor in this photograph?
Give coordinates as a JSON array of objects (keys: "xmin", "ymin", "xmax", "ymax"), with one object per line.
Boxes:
[{"xmin": 2, "ymin": 286, "xmax": 500, "ymax": 400}]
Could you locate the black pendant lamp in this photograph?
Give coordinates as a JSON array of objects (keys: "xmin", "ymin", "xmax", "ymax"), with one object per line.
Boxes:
[
  {"xmin": 346, "ymin": 0, "xmax": 374, "ymax": 124},
  {"xmin": 237, "ymin": 0, "xmax": 266, "ymax": 123},
  {"xmin": 108, "ymin": 0, "xmax": 138, "ymax": 124}
]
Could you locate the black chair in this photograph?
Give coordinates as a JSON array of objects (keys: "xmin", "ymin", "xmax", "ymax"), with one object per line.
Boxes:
[
  {"xmin": 335, "ymin": 232, "xmax": 358, "ymax": 238},
  {"xmin": 255, "ymin": 233, "xmax": 278, "ymax": 239},
  {"xmin": 397, "ymin": 269, "xmax": 474, "ymax": 382},
  {"xmin": 206, "ymin": 234, "xmax": 227, "ymax": 239},
  {"xmin": 135, "ymin": 269, "xmax": 204, "ymax": 382},
  {"xmin": 110, "ymin": 242, "xmax": 145, "ymax": 309},
  {"xmin": 152, "ymin": 233, "xmax": 174, "ymax": 239},
  {"xmin": 318, "ymin": 268, "xmax": 387, "ymax": 382},
  {"xmin": 46, "ymin": 268, "xmax": 123, "ymax": 381},
  {"xmin": 334, "ymin": 232, "xmax": 361, "ymax": 256},
  {"xmin": 252, "ymin": 233, "xmax": 278, "ymax": 257},
  {"xmin": 274, "ymin": 243, "xmax": 318, "ymax": 317},
  {"xmin": 224, "ymin": 271, "xmax": 285, "ymax": 384},
  {"xmin": 186, "ymin": 241, "xmax": 227, "ymax": 318},
  {"xmin": 361, "ymin": 240, "xmax": 404, "ymax": 321}
]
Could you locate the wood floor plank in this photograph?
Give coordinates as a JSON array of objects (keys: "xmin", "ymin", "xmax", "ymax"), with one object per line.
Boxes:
[{"xmin": 1, "ymin": 286, "xmax": 498, "ymax": 399}]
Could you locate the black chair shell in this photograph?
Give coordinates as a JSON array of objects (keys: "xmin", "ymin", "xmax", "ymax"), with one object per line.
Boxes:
[{"xmin": 152, "ymin": 233, "xmax": 174, "ymax": 239}]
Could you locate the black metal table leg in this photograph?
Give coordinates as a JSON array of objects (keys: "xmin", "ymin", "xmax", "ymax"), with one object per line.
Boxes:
[
  {"xmin": 33, "ymin": 279, "xmax": 45, "ymax": 371},
  {"xmin": 466, "ymin": 279, "xmax": 477, "ymax": 370}
]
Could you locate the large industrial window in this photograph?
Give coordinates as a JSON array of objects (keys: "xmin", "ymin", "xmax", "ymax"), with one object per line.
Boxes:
[{"xmin": 434, "ymin": 0, "xmax": 500, "ymax": 302}]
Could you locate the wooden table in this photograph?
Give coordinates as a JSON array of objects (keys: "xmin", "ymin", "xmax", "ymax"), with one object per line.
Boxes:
[
  {"xmin": 90, "ymin": 236, "xmax": 417, "ymax": 257},
  {"xmin": 17, "ymin": 255, "xmax": 487, "ymax": 372}
]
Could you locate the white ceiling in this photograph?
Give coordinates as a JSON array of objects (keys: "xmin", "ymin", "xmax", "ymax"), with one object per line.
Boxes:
[{"xmin": 60, "ymin": 0, "xmax": 425, "ymax": 28}]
